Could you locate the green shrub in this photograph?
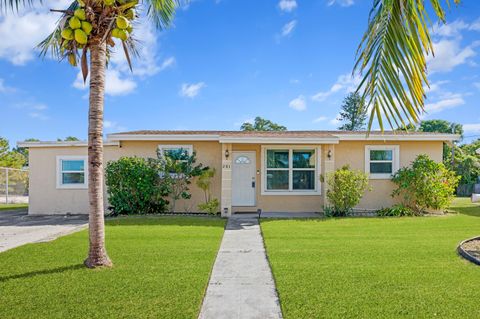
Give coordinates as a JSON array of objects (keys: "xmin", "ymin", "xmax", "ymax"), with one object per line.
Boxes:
[
  {"xmin": 105, "ymin": 157, "xmax": 169, "ymax": 216},
  {"xmin": 391, "ymin": 154, "xmax": 460, "ymax": 213},
  {"xmin": 196, "ymin": 168, "xmax": 219, "ymax": 214},
  {"xmin": 325, "ymin": 165, "xmax": 370, "ymax": 216},
  {"xmin": 376, "ymin": 204, "xmax": 417, "ymax": 217}
]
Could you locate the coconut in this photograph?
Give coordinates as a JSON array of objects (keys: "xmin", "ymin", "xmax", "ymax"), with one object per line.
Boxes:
[
  {"xmin": 125, "ymin": 9, "xmax": 135, "ymax": 20},
  {"xmin": 117, "ymin": 29, "xmax": 128, "ymax": 41},
  {"xmin": 81, "ymin": 21, "xmax": 93, "ymax": 35},
  {"xmin": 61, "ymin": 28, "xmax": 74, "ymax": 40},
  {"xmin": 69, "ymin": 16, "xmax": 82, "ymax": 29},
  {"xmin": 116, "ymin": 16, "xmax": 129, "ymax": 29},
  {"xmin": 68, "ymin": 53, "xmax": 77, "ymax": 66},
  {"xmin": 111, "ymin": 28, "xmax": 121, "ymax": 38},
  {"xmin": 77, "ymin": 0, "xmax": 85, "ymax": 7},
  {"xmin": 74, "ymin": 29, "xmax": 88, "ymax": 44},
  {"xmin": 104, "ymin": 0, "xmax": 115, "ymax": 6},
  {"xmin": 74, "ymin": 9, "xmax": 86, "ymax": 20}
]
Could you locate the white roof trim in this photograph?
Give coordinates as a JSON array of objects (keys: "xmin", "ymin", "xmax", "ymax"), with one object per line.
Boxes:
[
  {"xmin": 107, "ymin": 134, "xmax": 220, "ymax": 141},
  {"xmin": 335, "ymin": 134, "xmax": 460, "ymax": 141},
  {"xmin": 219, "ymin": 137, "xmax": 340, "ymax": 144},
  {"xmin": 17, "ymin": 141, "xmax": 120, "ymax": 148}
]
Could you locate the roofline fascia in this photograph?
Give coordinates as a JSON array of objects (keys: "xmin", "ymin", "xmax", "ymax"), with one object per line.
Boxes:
[
  {"xmin": 335, "ymin": 134, "xmax": 461, "ymax": 141},
  {"xmin": 107, "ymin": 134, "xmax": 220, "ymax": 141},
  {"xmin": 17, "ymin": 141, "xmax": 120, "ymax": 148},
  {"xmin": 218, "ymin": 137, "xmax": 340, "ymax": 144}
]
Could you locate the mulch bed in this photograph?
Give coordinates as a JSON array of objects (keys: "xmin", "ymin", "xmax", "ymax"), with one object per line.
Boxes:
[{"xmin": 458, "ymin": 237, "xmax": 480, "ymax": 265}]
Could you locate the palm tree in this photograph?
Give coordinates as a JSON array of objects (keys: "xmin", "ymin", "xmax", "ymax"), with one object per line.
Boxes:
[
  {"xmin": 0, "ymin": 0, "xmax": 179, "ymax": 268},
  {"xmin": 355, "ymin": 0, "xmax": 461, "ymax": 131}
]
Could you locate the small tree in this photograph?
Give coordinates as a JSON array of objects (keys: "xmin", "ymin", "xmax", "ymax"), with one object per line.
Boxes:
[
  {"xmin": 241, "ymin": 117, "xmax": 287, "ymax": 131},
  {"xmin": 158, "ymin": 150, "xmax": 205, "ymax": 212},
  {"xmin": 325, "ymin": 165, "xmax": 370, "ymax": 216},
  {"xmin": 337, "ymin": 92, "xmax": 367, "ymax": 131},
  {"xmin": 196, "ymin": 168, "xmax": 219, "ymax": 214},
  {"xmin": 391, "ymin": 154, "xmax": 460, "ymax": 213}
]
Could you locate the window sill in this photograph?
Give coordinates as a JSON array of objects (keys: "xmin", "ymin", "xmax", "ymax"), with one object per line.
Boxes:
[
  {"xmin": 368, "ymin": 174, "xmax": 393, "ymax": 180},
  {"xmin": 56, "ymin": 184, "xmax": 88, "ymax": 190},
  {"xmin": 261, "ymin": 190, "xmax": 321, "ymax": 196}
]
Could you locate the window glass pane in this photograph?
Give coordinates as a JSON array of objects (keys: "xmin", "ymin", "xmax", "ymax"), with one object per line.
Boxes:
[
  {"xmin": 293, "ymin": 171, "xmax": 315, "ymax": 190},
  {"xmin": 163, "ymin": 148, "xmax": 189, "ymax": 160},
  {"xmin": 293, "ymin": 150, "xmax": 315, "ymax": 168},
  {"xmin": 62, "ymin": 160, "xmax": 84, "ymax": 172},
  {"xmin": 370, "ymin": 150, "xmax": 393, "ymax": 161},
  {"xmin": 267, "ymin": 150, "xmax": 289, "ymax": 168},
  {"xmin": 266, "ymin": 170, "xmax": 289, "ymax": 190},
  {"xmin": 62, "ymin": 172, "xmax": 85, "ymax": 184},
  {"xmin": 370, "ymin": 162, "xmax": 392, "ymax": 174}
]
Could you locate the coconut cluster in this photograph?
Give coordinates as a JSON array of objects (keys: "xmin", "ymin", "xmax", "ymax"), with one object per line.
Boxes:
[{"xmin": 60, "ymin": 0, "xmax": 138, "ymax": 66}]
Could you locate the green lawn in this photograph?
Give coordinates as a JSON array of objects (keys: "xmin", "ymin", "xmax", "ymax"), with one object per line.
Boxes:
[
  {"xmin": 261, "ymin": 199, "xmax": 480, "ymax": 318},
  {"xmin": 0, "ymin": 203, "xmax": 28, "ymax": 211},
  {"xmin": 0, "ymin": 216, "xmax": 225, "ymax": 319}
]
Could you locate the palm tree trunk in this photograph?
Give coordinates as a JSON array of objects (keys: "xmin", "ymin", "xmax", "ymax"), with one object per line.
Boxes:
[{"xmin": 84, "ymin": 41, "xmax": 112, "ymax": 268}]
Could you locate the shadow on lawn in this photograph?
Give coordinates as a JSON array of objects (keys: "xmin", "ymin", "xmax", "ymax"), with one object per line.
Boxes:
[{"xmin": 0, "ymin": 264, "xmax": 84, "ymax": 283}]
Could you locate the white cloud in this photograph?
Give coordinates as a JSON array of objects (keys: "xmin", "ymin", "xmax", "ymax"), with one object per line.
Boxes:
[
  {"xmin": 180, "ymin": 82, "xmax": 206, "ymax": 98},
  {"xmin": 424, "ymin": 92, "xmax": 465, "ymax": 114},
  {"xmin": 281, "ymin": 20, "xmax": 297, "ymax": 37},
  {"xmin": 329, "ymin": 116, "xmax": 341, "ymax": 125},
  {"xmin": 474, "ymin": 82, "xmax": 480, "ymax": 90},
  {"xmin": 289, "ymin": 95, "xmax": 306, "ymax": 111},
  {"xmin": 311, "ymin": 73, "xmax": 361, "ymax": 102},
  {"xmin": 427, "ymin": 39, "xmax": 476, "ymax": 73},
  {"xmin": 28, "ymin": 112, "xmax": 49, "ymax": 120},
  {"xmin": 470, "ymin": 18, "xmax": 480, "ymax": 31},
  {"xmin": 159, "ymin": 57, "xmax": 176, "ymax": 71},
  {"xmin": 463, "ymin": 123, "xmax": 480, "ymax": 134},
  {"xmin": 312, "ymin": 116, "xmax": 328, "ymax": 123},
  {"xmin": 431, "ymin": 20, "xmax": 469, "ymax": 38},
  {"xmin": 327, "ymin": 0, "xmax": 354, "ymax": 7},
  {"xmin": 104, "ymin": 120, "xmax": 126, "ymax": 132},
  {"xmin": 278, "ymin": 0, "xmax": 297, "ymax": 12},
  {"xmin": 73, "ymin": 69, "xmax": 137, "ymax": 96},
  {"xmin": 0, "ymin": 78, "xmax": 15, "ymax": 93}
]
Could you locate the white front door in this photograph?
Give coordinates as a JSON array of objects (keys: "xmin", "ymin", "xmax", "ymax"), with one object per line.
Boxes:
[{"xmin": 232, "ymin": 151, "xmax": 256, "ymax": 206}]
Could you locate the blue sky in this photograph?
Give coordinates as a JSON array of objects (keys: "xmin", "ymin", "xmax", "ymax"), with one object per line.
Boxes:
[{"xmin": 1, "ymin": 0, "xmax": 480, "ymax": 145}]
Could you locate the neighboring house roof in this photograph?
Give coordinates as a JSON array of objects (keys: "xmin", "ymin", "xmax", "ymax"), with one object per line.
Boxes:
[{"xmin": 17, "ymin": 130, "xmax": 460, "ymax": 148}]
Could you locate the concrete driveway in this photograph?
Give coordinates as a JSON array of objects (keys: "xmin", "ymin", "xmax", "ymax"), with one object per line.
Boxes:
[{"xmin": 0, "ymin": 210, "xmax": 88, "ymax": 252}]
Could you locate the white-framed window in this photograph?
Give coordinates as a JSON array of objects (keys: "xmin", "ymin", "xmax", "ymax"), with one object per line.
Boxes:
[
  {"xmin": 56, "ymin": 156, "xmax": 88, "ymax": 189},
  {"xmin": 158, "ymin": 145, "xmax": 193, "ymax": 160},
  {"xmin": 365, "ymin": 145, "xmax": 400, "ymax": 179},
  {"xmin": 261, "ymin": 146, "xmax": 321, "ymax": 195}
]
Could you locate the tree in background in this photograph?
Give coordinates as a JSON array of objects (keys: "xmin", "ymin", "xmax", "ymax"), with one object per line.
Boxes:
[
  {"xmin": 0, "ymin": 138, "xmax": 27, "ymax": 169},
  {"xmin": 13, "ymin": 138, "xmax": 40, "ymax": 167},
  {"xmin": 57, "ymin": 136, "xmax": 80, "ymax": 141},
  {"xmin": 419, "ymin": 120, "xmax": 463, "ymax": 136},
  {"xmin": 337, "ymin": 92, "xmax": 367, "ymax": 131},
  {"xmin": 241, "ymin": 117, "xmax": 287, "ymax": 131}
]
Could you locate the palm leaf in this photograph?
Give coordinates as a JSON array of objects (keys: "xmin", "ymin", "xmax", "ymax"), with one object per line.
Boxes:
[
  {"xmin": 143, "ymin": 0, "xmax": 181, "ymax": 30},
  {"xmin": 354, "ymin": 0, "xmax": 461, "ymax": 132}
]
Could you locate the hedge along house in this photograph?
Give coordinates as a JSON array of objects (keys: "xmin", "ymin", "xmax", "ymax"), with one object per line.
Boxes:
[{"xmin": 18, "ymin": 130, "xmax": 459, "ymax": 216}]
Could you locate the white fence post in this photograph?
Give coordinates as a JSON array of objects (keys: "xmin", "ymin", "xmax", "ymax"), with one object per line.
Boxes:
[{"xmin": 5, "ymin": 167, "xmax": 8, "ymax": 204}]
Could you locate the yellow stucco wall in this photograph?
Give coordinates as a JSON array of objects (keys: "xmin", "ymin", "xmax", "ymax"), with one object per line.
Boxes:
[{"xmin": 27, "ymin": 139, "xmax": 443, "ymax": 214}]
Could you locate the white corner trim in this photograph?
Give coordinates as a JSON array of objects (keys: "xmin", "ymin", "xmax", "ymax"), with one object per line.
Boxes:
[
  {"xmin": 364, "ymin": 145, "xmax": 400, "ymax": 180},
  {"xmin": 56, "ymin": 156, "xmax": 88, "ymax": 189},
  {"xmin": 260, "ymin": 145, "xmax": 322, "ymax": 196},
  {"xmin": 17, "ymin": 141, "xmax": 120, "ymax": 148}
]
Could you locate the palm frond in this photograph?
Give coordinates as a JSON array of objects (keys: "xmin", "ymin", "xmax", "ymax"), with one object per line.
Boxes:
[
  {"xmin": 354, "ymin": 0, "xmax": 461, "ymax": 132},
  {"xmin": 143, "ymin": 0, "xmax": 181, "ymax": 29},
  {"xmin": 0, "ymin": 0, "xmax": 37, "ymax": 12}
]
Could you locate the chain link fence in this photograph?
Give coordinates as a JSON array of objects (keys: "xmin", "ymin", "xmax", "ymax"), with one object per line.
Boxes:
[{"xmin": 0, "ymin": 167, "xmax": 29, "ymax": 204}]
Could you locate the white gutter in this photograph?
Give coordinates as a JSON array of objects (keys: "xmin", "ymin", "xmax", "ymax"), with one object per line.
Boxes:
[
  {"xmin": 107, "ymin": 134, "xmax": 220, "ymax": 141},
  {"xmin": 218, "ymin": 137, "xmax": 340, "ymax": 144},
  {"xmin": 335, "ymin": 134, "xmax": 461, "ymax": 142},
  {"xmin": 17, "ymin": 141, "xmax": 121, "ymax": 148}
]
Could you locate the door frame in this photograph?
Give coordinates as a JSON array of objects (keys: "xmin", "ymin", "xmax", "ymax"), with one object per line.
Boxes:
[{"xmin": 231, "ymin": 151, "xmax": 257, "ymax": 207}]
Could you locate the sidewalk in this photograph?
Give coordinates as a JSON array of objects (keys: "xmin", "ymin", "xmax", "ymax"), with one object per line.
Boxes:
[{"xmin": 199, "ymin": 216, "xmax": 283, "ymax": 319}]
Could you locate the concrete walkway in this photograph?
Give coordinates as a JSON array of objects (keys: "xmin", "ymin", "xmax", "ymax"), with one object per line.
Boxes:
[
  {"xmin": 0, "ymin": 210, "xmax": 87, "ymax": 252},
  {"xmin": 199, "ymin": 216, "xmax": 283, "ymax": 319}
]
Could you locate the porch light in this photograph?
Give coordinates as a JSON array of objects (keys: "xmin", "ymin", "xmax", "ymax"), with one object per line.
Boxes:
[
  {"xmin": 225, "ymin": 149, "xmax": 230, "ymax": 159},
  {"xmin": 327, "ymin": 150, "xmax": 332, "ymax": 160}
]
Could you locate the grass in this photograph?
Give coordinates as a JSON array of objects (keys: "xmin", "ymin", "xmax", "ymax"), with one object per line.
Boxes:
[
  {"xmin": 0, "ymin": 203, "xmax": 28, "ymax": 211},
  {"xmin": 0, "ymin": 216, "xmax": 225, "ymax": 319},
  {"xmin": 261, "ymin": 199, "xmax": 480, "ymax": 318}
]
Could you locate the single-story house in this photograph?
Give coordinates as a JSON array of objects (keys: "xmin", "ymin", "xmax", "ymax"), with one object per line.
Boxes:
[{"xmin": 18, "ymin": 130, "xmax": 459, "ymax": 216}]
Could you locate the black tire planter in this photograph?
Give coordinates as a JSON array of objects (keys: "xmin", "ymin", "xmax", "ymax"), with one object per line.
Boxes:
[{"xmin": 457, "ymin": 236, "xmax": 480, "ymax": 266}]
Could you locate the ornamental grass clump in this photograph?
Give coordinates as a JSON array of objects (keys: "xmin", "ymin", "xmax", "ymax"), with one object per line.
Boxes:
[
  {"xmin": 325, "ymin": 165, "xmax": 370, "ymax": 217},
  {"xmin": 391, "ymin": 154, "xmax": 460, "ymax": 214}
]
